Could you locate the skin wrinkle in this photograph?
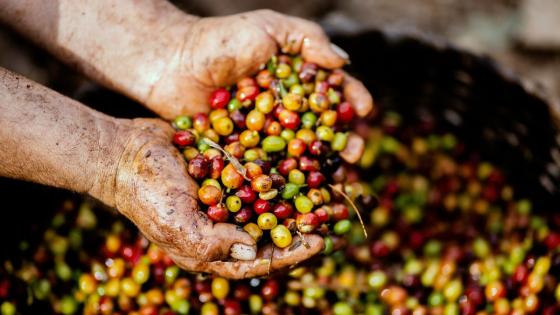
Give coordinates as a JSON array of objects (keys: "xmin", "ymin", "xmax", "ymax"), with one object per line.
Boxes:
[{"xmin": 0, "ymin": 3, "xmax": 373, "ymax": 278}]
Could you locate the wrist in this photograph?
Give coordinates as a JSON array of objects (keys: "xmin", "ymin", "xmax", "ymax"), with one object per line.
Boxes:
[
  {"xmin": 88, "ymin": 118, "xmax": 177, "ymax": 211},
  {"xmin": 86, "ymin": 118, "xmax": 135, "ymax": 208}
]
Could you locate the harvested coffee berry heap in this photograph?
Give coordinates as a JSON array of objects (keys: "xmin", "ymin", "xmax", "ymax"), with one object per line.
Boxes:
[
  {"xmin": 171, "ymin": 54, "xmax": 365, "ymax": 252},
  {"xmin": 3, "ymin": 109, "xmax": 560, "ymax": 315}
]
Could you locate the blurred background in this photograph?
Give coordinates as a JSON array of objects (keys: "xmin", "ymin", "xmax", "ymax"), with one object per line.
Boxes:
[{"xmin": 1, "ymin": 0, "xmax": 560, "ymax": 109}]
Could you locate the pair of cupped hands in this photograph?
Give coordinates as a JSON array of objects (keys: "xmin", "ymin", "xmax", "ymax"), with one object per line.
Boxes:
[{"xmin": 75, "ymin": 10, "xmax": 372, "ymax": 278}]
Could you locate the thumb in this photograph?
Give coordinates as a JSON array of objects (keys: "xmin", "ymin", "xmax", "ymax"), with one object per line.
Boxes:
[
  {"xmin": 212, "ymin": 222, "xmax": 257, "ymax": 260},
  {"xmin": 206, "ymin": 234, "xmax": 325, "ymax": 279}
]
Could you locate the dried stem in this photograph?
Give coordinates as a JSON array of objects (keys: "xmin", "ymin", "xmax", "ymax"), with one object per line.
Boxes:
[{"xmin": 329, "ymin": 184, "xmax": 368, "ymax": 239}]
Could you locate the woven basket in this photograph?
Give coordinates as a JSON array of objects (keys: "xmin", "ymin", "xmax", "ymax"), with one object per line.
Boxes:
[{"xmin": 333, "ymin": 29, "xmax": 560, "ymax": 210}]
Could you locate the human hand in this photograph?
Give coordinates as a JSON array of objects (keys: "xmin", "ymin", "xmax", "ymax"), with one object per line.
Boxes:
[
  {"xmin": 2, "ymin": 2, "xmax": 374, "ymax": 121},
  {"xmin": 98, "ymin": 118, "xmax": 327, "ymax": 279},
  {"xmin": 145, "ymin": 9, "xmax": 374, "ymax": 120}
]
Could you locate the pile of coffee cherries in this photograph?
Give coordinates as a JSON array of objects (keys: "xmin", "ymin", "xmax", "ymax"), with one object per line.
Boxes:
[
  {"xmin": 2, "ymin": 110, "xmax": 560, "ymax": 315},
  {"xmin": 171, "ymin": 54, "xmax": 362, "ymax": 251},
  {"xmin": 274, "ymin": 112, "xmax": 560, "ymax": 315}
]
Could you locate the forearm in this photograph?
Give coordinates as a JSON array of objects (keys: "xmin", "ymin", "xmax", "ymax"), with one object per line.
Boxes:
[
  {"xmin": 0, "ymin": 0, "xmax": 196, "ymax": 107},
  {"xmin": 0, "ymin": 67, "xmax": 126, "ymax": 203}
]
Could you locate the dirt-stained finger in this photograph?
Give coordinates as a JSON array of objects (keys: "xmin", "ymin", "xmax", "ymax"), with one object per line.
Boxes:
[
  {"xmin": 340, "ymin": 132, "xmax": 365, "ymax": 164},
  {"xmin": 343, "ymin": 72, "xmax": 374, "ymax": 117}
]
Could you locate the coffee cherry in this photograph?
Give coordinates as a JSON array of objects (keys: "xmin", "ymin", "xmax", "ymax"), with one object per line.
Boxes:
[
  {"xmin": 262, "ymin": 136, "xmax": 286, "ymax": 153},
  {"xmin": 270, "ymin": 225, "xmax": 292, "ymax": 248},
  {"xmin": 237, "ymin": 131, "xmax": 257, "ymax": 149},
  {"xmin": 256, "ymin": 70, "xmax": 274, "ymax": 89},
  {"xmin": 188, "ymin": 156, "xmax": 209, "ymax": 180},
  {"xmin": 246, "ymin": 110, "xmax": 266, "ymax": 131},
  {"xmin": 328, "ymin": 89, "xmax": 341, "ymax": 106},
  {"xmin": 275, "ymin": 63, "xmax": 291, "ymax": 79},
  {"xmin": 225, "ymin": 196, "xmax": 242, "ymax": 213},
  {"xmin": 201, "ymin": 302, "xmax": 219, "ymax": 315},
  {"xmin": 308, "ymin": 140, "xmax": 324, "ymax": 155},
  {"xmin": 183, "ymin": 147, "xmax": 199, "ymax": 160},
  {"xmin": 337, "ymin": 102, "xmax": 354, "ymax": 123},
  {"xmin": 295, "ymin": 195, "xmax": 314, "ymax": 213},
  {"xmin": 283, "ymin": 93, "xmax": 303, "ymax": 111},
  {"xmin": 256, "ymin": 91, "xmax": 274, "ymax": 114},
  {"xmin": 209, "ymin": 88, "xmax": 230, "ymax": 109},
  {"xmin": 288, "ymin": 169, "xmax": 306, "ymax": 185},
  {"xmin": 485, "ymin": 281, "xmax": 505, "ymax": 301},
  {"xmin": 280, "ymin": 129, "xmax": 295, "ymax": 142},
  {"xmin": 270, "ymin": 174, "xmax": 286, "ymax": 188},
  {"xmin": 278, "ymin": 158, "xmax": 298, "ymax": 176},
  {"xmin": 227, "ymin": 98, "xmax": 242, "ymax": 112},
  {"xmin": 235, "ymin": 185, "xmax": 257, "ymax": 204},
  {"xmin": 332, "ymin": 203, "xmax": 349, "ymax": 221},
  {"xmin": 237, "ymin": 86, "xmax": 259, "ymax": 102},
  {"xmin": 309, "ymin": 93, "xmax": 330, "ymax": 113},
  {"xmin": 281, "ymin": 183, "xmax": 300, "ymax": 200},
  {"xmin": 299, "ymin": 62, "xmax": 317, "ymax": 82},
  {"xmin": 232, "ymin": 285, "xmax": 251, "ymax": 301},
  {"xmin": 237, "ymin": 77, "xmax": 257, "ymax": 89},
  {"xmin": 121, "ymin": 277, "xmax": 140, "ymax": 297},
  {"xmin": 301, "ymin": 112, "xmax": 318, "ymax": 129},
  {"xmin": 296, "ymin": 129, "xmax": 317, "ymax": 145},
  {"xmin": 299, "ymin": 156, "xmax": 320, "ymax": 172},
  {"xmin": 207, "ymin": 204, "xmax": 228, "ymax": 222},
  {"xmin": 234, "ymin": 207, "xmax": 252, "ymax": 224},
  {"xmin": 287, "ymin": 139, "xmax": 306, "ymax": 157},
  {"xmin": 79, "ymin": 274, "xmax": 97, "ymax": 294},
  {"xmin": 273, "ymin": 201, "xmax": 294, "ymax": 219},
  {"xmin": 221, "ymin": 164, "xmax": 244, "ymax": 189},
  {"xmin": 203, "ymin": 148, "xmax": 221, "ymax": 160},
  {"xmin": 314, "ymin": 207, "xmax": 329, "ymax": 223},
  {"xmin": 212, "ymin": 117, "xmax": 234, "ymax": 136},
  {"xmin": 198, "ymin": 185, "xmax": 221, "ymax": 206},
  {"xmin": 211, "ymin": 277, "xmax": 229, "ymax": 300},
  {"xmin": 205, "ymin": 156, "xmax": 223, "ymax": 179},
  {"xmin": 253, "ymin": 199, "xmax": 271, "ymax": 215},
  {"xmin": 244, "ymin": 162, "xmax": 263, "ymax": 180},
  {"xmin": 251, "ymin": 175, "xmax": 273, "ymax": 193},
  {"xmin": 257, "ymin": 213, "xmax": 278, "ymax": 230},
  {"xmin": 307, "ymin": 171, "xmax": 325, "ymax": 188},
  {"xmin": 278, "ymin": 110, "xmax": 300, "ymax": 130},
  {"xmin": 224, "ymin": 299, "xmax": 242, "ymax": 315},
  {"xmin": 320, "ymin": 110, "xmax": 338, "ymax": 127},
  {"xmin": 173, "ymin": 131, "xmax": 196, "ymax": 147},
  {"xmin": 132, "ymin": 263, "xmax": 150, "ymax": 284},
  {"xmin": 333, "ymin": 219, "xmax": 352, "ymax": 235},
  {"xmin": 332, "ymin": 132, "xmax": 349, "ymax": 151},
  {"xmin": 315, "ymin": 80, "xmax": 329, "ymax": 93},
  {"xmin": 307, "ymin": 189, "xmax": 324, "ymax": 206},
  {"xmin": 193, "ymin": 113, "xmax": 210, "ymax": 133},
  {"xmin": 261, "ymin": 280, "xmax": 280, "ymax": 301},
  {"xmin": 229, "ymin": 110, "xmax": 246, "ymax": 129},
  {"xmin": 296, "ymin": 213, "xmax": 319, "ymax": 233},
  {"xmin": 333, "ymin": 302, "xmax": 353, "ymax": 315}
]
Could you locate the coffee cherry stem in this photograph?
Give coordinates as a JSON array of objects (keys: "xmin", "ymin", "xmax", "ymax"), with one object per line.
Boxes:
[
  {"xmin": 328, "ymin": 184, "xmax": 367, "ymax": 239},
  {"xmin": 202, "ymin": 138, "xmax": 250, "ymax": 181}
]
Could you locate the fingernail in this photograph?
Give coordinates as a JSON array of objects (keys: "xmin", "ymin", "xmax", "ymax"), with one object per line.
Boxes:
[
  {"xmin": 230, "ymin": 243, "xmax": 256, "ymax": 260},
  {"xmin": 330, "ymin": 43, "xmax": 349, "ymax": 61}
]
